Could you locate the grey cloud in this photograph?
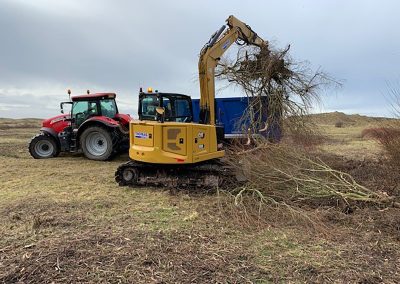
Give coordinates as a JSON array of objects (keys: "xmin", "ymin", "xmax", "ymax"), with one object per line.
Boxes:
[{"xmin": 0, "ymin": 0, "xmax": 399, "ymax": 118}]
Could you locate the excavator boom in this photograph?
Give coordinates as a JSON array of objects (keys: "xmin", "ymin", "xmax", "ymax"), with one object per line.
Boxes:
[{"xmin": 198, "ymin": 15, "xmax": 267, "ymax": 125}]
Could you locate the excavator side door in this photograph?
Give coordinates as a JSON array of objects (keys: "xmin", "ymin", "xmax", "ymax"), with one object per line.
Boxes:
[{"xmin": 162, "ymin": 126, "xmax": 187, "ymax": 156}]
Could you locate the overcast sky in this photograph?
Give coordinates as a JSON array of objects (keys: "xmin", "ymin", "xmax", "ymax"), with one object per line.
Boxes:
[{"xmin": 0, "ymin": 0, "xmax": 399, "ymax": 118}]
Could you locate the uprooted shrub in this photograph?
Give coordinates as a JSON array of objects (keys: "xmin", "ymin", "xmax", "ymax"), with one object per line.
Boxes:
[
  {"xmin": 224, "ymin": 143, "xmax": 393, "ymax": 211},
  {"xmin": 216, "ymin": 44, "xmax": 340, "ymax": 142},
  {"xmin": 212, "ymin": 37, "xmax": 396, "ymax": 224}
]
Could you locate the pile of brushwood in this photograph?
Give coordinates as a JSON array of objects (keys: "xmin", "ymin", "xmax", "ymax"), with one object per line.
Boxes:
[
  {"xmin": 225, "ymin": 144, "xmax": 394, "ymax": 209},
  {"xmin": 216, "ymin": 43, "xmax": 397, "ymax": 213}
]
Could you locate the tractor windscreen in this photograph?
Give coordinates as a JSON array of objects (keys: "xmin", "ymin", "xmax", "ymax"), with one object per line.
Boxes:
[{"xmin": 100, "ymin": 99, "xmax": 117, "ymax": 118}]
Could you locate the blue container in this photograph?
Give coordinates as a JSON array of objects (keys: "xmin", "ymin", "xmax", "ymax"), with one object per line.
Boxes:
[{"xmin": 192, "ymin": 97, "xmax": 281, "ymax": 141}]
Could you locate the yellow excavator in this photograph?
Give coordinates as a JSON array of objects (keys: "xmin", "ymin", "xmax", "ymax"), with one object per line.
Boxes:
[{"xmin": 115, "ymin": 15, "xmax": 267, "ymax": 188}]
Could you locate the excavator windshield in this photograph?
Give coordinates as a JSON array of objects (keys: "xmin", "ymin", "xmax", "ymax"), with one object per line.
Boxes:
[
  {"xmin": 140, "ymin": 95, "xmax": 160, "ymax": 120},
  {"xmin": 139, "ymin": 93, "xmax": 193, "ymax": 122}
]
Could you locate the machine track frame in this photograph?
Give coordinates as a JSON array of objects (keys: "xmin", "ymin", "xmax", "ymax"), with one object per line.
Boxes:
[{"xmin": 115, "ymin": 159, "xmax": 240, "ymax": 190}]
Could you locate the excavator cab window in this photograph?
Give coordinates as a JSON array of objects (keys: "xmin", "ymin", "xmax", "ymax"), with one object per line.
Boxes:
[
  {"xmin": 162, "ymin": 97, "xmax": 172, "ymax": 118},
  {"xmin": 139, "ymin": 93, "xmax": 193, "ymax": 123},
  {"xmin": 171, "ymin": 98, "xmax": 192, "ymax": 122},
  {"xmin": 140, "ymin": 95, "xmax": 160, "ymax": 120}
]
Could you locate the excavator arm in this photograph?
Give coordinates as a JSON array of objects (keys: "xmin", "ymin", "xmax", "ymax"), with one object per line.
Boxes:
[{"xmin": 198, "ymin": 15, "xmax": 268, "ymax": 125}]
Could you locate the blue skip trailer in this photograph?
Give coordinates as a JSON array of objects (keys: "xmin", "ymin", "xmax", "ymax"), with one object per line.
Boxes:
[
  {"xmin": 139, "ymin": 91, "xmax": 281, "ymax": 141},
  {"xmin": 191, "ymin": 97, "xmax": 281, "ymax": 141}
]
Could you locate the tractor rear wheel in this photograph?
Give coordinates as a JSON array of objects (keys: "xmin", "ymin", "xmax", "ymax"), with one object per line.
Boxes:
[
  {"xmin": 29, "ymin": 133, "xmax": 60, "ymax": 159},
  {"xmin": 80, "ymin": 126, "xmax": 114, "ymax": 161}
]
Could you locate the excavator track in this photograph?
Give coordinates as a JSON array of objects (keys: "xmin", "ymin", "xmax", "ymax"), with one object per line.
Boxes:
[{"xmin": 115, "ymin": 160, "xmax": 240, "ymax": 190}]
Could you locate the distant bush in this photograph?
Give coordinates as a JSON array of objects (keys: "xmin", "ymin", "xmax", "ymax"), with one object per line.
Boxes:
[
  {"xmin": 335, "ymin": 121, "xmax": 343, "ymax": 128},
  {"xmin": 361, "ymin": 127, "xmax": 400, "ymax": 139},
  {"xmin": 362, "ymin": 127, "xmax": 400, "ymax": 167}
]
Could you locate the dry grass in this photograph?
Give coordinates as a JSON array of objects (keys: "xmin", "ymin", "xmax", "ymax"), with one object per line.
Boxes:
[
  {"xmin": 317, "ymin": 123, "xmax": 383, "ymax": 160},
  {"xmin": 1, "ymin": 118, "xmax": 400, "ymax": 283},
  {"xmin": 0, "ymin": 118, "xmax": 41, "ymax": 130}
]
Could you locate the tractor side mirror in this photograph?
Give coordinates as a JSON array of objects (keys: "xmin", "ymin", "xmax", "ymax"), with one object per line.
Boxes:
[{"xmin": 60, "ymin": 102, "xmax": 72, "ymax": 115}]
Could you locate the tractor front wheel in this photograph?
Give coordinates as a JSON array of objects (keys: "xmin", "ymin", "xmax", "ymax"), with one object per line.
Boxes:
[
  {"xmin": 80, "ymin": 126, "xmax": 114, "ymax": 161},
  {"xmin": 29, "ymin": 133, "xmax": 60, "ymax": 159}
]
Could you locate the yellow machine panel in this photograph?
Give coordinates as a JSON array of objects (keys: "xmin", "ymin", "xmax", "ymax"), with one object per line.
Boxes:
[
  {"xmin": 192, "ymin": 126, "xmax": 209, "ymax": 156},
  {"xmin": 129, "ymin": 121, "xmax": 224, "ymax": 164},
  {"xmin": 131, "ymin": 124, "xmax": 154, "ymax": 147},
  {"xmin": 162, "ymin": 126, "xmax": 187, "ymax": 156}
]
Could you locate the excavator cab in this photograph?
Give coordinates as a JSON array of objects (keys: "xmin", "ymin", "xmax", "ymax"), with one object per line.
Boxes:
[{"xmin": 138, "ymin": 91, "xmax": 193, "ymax": 123}]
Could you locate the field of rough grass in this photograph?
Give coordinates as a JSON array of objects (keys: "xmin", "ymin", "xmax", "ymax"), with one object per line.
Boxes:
[{"xmin": 0, "ymin": 116, "xmax": 399, "ymax": 283}]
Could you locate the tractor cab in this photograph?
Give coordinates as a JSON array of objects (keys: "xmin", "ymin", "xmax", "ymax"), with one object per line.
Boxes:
[
  {"xmin": 61, "ymin": 93, "xmax": 119, "ymax": 128},
  {"xmin": 138, "ymin": 89, "xmax": 193, "ymax": 123}
]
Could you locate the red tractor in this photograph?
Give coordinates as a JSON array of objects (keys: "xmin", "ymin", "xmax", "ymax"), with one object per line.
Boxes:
[{"xmin": 29, "ymin": 91, "xmax": 131, "ymax": 161}]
